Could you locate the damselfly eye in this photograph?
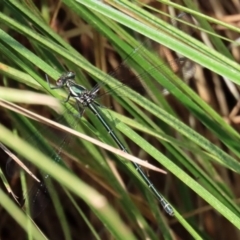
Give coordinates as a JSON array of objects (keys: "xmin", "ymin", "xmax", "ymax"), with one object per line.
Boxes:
[
  {"xmin": 67, "ymin": 71, "xmax": 75, "ymax": 78},
  {"xmin": 56, "ymin": 79, "xmax": 63, "ymax": 86}
]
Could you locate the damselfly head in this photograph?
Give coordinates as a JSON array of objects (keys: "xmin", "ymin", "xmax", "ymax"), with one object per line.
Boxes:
[
  {"xmin": 65, "ymin": 71, "xmax": 75, "ymax": 79},
  {"xmin": 56, "ymin": 71, "xmax": 75, "ymax": 86}
]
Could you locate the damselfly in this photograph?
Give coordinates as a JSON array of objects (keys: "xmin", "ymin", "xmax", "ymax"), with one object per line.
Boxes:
[{"xmin": 46, "ymin": 71, "xmax": 175, "ymax": 216}]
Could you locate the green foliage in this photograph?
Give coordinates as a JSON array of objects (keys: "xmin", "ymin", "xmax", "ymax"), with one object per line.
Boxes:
[{"xmin": 1, "ymin": 0, "xmax": 240, "ymax": 239}]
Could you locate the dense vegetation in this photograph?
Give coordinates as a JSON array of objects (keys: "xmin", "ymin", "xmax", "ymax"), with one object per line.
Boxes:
[{"xmin": 1, "ymin": 0, "xmax": 240, "ymax": 239}]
